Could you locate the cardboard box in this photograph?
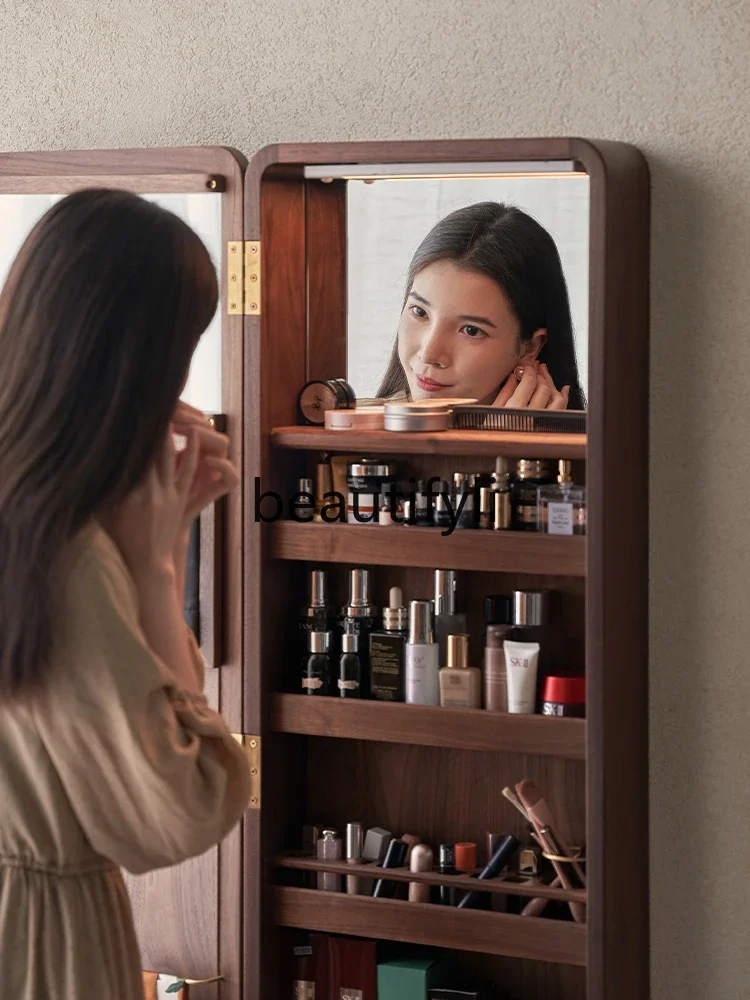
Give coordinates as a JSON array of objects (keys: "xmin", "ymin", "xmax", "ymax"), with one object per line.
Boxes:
[{"xmin": 377, "ymin": 956, "xmax": 450, "ymax": 1000}]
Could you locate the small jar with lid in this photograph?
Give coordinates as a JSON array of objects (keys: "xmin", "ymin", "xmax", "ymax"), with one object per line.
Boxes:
[
  {"xmin": 511, "ymin": 460, "xmax": 554, "ymax": 531},
  {"xmin": 346, "ymin": 458, "xmax": 396, "ymax": 525}
]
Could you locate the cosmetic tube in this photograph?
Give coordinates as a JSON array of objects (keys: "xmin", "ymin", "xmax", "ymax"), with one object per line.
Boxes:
[
  {"xmin": 504, "ymin": 640, "xmax": 541, "ymax": 715},
  {"xmin": 372, "ymin": 839, "xmax": 408, "ymax": 898},
  {"xmin": 438, "ymin": 844, "xmax": 456, "ymax": 906},
  {"xmin": 346, "ymin": 822, "xmax": 364, "ymax": 895},
  {"xmin": 408, "ymin": 844, "xmax": 434, "ymax": 902},
  {"xmin": 456, "ymin": 834, "xmax": 520, "ymax": 909}
]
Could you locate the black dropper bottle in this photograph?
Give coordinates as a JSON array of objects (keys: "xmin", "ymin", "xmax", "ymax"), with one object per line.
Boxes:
[
  {"xmin": 338, "ymin": 627, "xmax": 362, "ymax": 698},
  {"xmin": 302, "ymin": 632, "xmax": 332, "ymax": 696}
]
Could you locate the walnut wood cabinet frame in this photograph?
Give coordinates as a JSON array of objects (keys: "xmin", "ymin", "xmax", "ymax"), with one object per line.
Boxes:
[
  {"xmin": 0, "ymin": 137, "xmax": 649, "ymax": 1000},
  {"xmin": 243, "ymin": 139, "xmax": 650, "ymax": 1000}
]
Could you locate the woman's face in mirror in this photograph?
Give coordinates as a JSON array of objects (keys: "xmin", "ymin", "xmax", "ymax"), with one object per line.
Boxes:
[{"xmin": 397, "ymin": 260, "xmax": 527, "ymax": 405}]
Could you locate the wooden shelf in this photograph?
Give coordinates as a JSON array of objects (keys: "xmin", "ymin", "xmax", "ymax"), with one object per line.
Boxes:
[
  {"xmin": 271, "ymin": 694, "xmax": 586, "ymax": 759},
  {"xmin": 275, "ymin": 854, "xmax": 587, "ymax": 904},
  {"xmin": 271, "ymin": 425, "xmax": 587, "ymax": 460},
  {"xmin": 271, "ymin": 522, "xmax": 586, "ymax": 576},
  {"xmin": 274, "ymin": 887, "xmax": 587, "ymax": 966}
]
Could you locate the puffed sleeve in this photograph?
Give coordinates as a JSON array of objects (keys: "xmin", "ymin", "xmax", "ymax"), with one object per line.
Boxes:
[{"xmin": 31, "ymin": 525, "xmax": 251, "ymax": 874}]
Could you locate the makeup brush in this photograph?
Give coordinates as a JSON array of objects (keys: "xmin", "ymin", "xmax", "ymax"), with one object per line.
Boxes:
[{"xmin": 515, "ymin": 779, "xmax": 586, "ymax": 923}]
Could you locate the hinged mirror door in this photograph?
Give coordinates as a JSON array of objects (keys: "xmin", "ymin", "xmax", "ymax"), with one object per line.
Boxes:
[{"xmin": 0, "ymin": 145, "xmax": 246, "ymax": 1000}]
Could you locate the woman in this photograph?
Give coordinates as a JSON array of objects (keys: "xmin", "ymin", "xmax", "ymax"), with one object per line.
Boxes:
[
  {"xmin": 0, "ymin": 189, "xmax": 251, "ymax": 998},
  {"xmin": 377, "ymin": 201, "xmax": 585, "ymax": 410}
]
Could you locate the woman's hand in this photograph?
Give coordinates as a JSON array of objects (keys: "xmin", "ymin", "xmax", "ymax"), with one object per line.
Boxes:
[
  {"xmin": 98, "ymin": 423, "xmax": 200, "ymax": 586},
  {"xmin": 171, "ymin": 401, "xmax": 239, "ymax": 536},
  {"xmin": 492, "ymin": 361, "xmax": 569, "ymax": 410}
]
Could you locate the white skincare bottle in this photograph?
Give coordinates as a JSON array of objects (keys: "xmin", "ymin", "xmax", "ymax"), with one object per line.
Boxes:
[{"xmin": 405, "ymin": 600, "xmax": 439, "ymax": 706}]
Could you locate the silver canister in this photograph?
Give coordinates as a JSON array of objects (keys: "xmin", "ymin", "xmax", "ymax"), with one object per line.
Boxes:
[
  {"xmin": 408, "ymin": 600, "xmax": 434, "ymax": 645},
  {"xmin": 344, "ymin": 568, "xmax": 376, "ymax": 618},
  {"xmin": 434, "ymin": 570, "xmax": 458, "ymax": 616},
  {"xmin": 513, "ymin": 590, "xmax": 548, "ymax": 626}
]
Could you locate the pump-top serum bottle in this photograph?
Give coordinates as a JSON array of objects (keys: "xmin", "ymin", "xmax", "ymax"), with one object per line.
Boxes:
[
  {"xmin": 433, "ymin": 570, "xmax": 467, "ymax": 666},
  {"xmin": 404, "ymin": 600, "xmax": 439, "ymax": 706}
]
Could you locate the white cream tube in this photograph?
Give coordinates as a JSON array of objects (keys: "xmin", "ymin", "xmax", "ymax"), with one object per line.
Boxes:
[{"xmin": 504, "ymin": 640, "xmax": 541, "ymax": 714}]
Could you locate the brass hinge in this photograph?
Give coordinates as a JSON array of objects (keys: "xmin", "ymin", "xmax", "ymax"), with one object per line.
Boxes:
[
  {"xmin": 227, "ymin": 241, "xmax": 261, "ymax": 316},
  {"xmin": 232, "ymin": 733, "xmax": 261, "ymax": 809}
]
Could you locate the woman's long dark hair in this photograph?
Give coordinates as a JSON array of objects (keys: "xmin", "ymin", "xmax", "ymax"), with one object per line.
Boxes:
[
  {"xmin": 376, "ymin": 201, "xmax": 584, "ymax": 409},
  {"xmin": 0, "ymin": 189, "xmax": 218, "ymax": 698}
]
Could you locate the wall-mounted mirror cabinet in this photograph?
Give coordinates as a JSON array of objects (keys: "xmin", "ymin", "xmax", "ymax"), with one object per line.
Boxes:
[{"xmin": 0, "ymin": 138, "xmax": 649, "ymax": 1000}]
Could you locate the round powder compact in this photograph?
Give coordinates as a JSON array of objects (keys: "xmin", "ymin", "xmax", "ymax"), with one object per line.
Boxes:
[{"xmin": 324, "ymin": 406, "xmax": 386, "ymax": 431}]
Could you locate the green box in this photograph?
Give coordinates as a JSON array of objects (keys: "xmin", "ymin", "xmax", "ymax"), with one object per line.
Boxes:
[{"xmin": 377, "ymin": 957, "xmax": 449, "ymax": 1000}]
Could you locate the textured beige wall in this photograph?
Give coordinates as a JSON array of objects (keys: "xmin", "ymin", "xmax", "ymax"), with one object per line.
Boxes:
[{"xmin": 2, "ymin": 0, "xmax": 749, "ymax": 995}]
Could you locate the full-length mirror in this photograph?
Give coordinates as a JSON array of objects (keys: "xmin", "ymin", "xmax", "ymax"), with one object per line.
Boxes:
[{"xmin": 337, "ymin": 165, "xmax": 589, "ymax": 408}]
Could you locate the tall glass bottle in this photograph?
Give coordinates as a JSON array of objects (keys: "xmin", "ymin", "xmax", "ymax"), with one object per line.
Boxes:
[
  {"xmin": 433, "ymin": 570, "xmax": 467, "ymax": 666},
  {"xmin": 338, "ymin": 628, "xmax": 362, "ymax": 698},
  {"xmin": 302, "ymin": 631, "xmax": 332, "ymax": 696},
  {"xmin": 405, "ymin": 600, "xmax": 439, "ymax": 706},
  {"xmin": 511, "ymin": 460, "xmax": 554, "ymax": 531},
  {"xmin": 339, "ymin": 568, "xmax": 378, "ymax": 698},
  {"xmin": 369, "ymin": 586, "xmax": 408, "ymax": 701}
]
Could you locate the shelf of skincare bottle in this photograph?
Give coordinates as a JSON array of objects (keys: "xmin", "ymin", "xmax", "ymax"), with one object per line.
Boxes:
[
  {"xmin": 270, "ymin": 694, "xmax": 585, "ymax": 759},
  {"xmin": 273, "ymin": 522, "xmax": 586, "ymax": 576}
]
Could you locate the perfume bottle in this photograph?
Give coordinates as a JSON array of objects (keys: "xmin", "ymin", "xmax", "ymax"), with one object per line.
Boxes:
[
  {"xmin": 439, "ymin": 634, "xmax": 481, "ymax": 708},
  {"xmin": 433, "ymin": 481, "xmax": 453, "ymax": 531},
  {"xmin": 415, "ymin": 479, "xmax": 433, "ymax": 526},
  {"xmin": 511, "ymin": 460, "xmax": 554, "ymax": 532},
  {"xmin": 433, "ymin": 570, "xmax": 467, "ymax": 666},
  {"xmin": 314, "ymin": 452, "xmax": 334, "ymax": 522},
  {"xmin": 369, "ymin": 586, "xmax": 408, "ymax": 701},
  {"xmin": 453, "ymin": 471, "xmax": 477, "ymax": 529},
  {"xmin": 479, "ymin": 487, "xmax": 493, "ymax": 529},
  {"xmin": 316, "ymin": 828, "xmax": 342, "ymax": 892},
  {"xmin": 295, "ymin": 477, "xmax": 315, "ymax": 522},
  {"xmin": 537, "ymin": 460, "xmax": 587, "ymax": 535},
  {"xmin": 338, "ymin": 627, "xmax": 362, "ymax": 698},
  {"xmin": 302, "ymin": 632, "xmax": 331, "ymax": 696},
  {"xmin": 492, "ymin": 456, "xmax": 512, "ymax": 531},
  {"xmin": 340, "ymin": 568, "xmax": 378, "ymax": 697},
  {"xmin": 404, "ymin": 600, "xmax": 439, "ymax": 705}
]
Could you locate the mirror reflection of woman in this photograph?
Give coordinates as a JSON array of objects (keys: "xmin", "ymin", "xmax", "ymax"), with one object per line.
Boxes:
[{"xmin": 377, "ymin": 202, "xmax": 584, "ymax": 410}]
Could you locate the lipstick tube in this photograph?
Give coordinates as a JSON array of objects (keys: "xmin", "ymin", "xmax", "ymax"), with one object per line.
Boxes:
[
  {"xmin": 438, "ymin": 844, "xmax": 456, "ymax": 906},
  {"xmin": 346, "ymin": 822, "xmax": 364, "ymax": 895},
  {"xmin": 408, "ymin": 844, "xmax": 433, "ymax": 902},
  {"xmin": 372, "ymin": 839, "xmax": 408, "ymax": 898},
  {"xmin": 456, "ymin": 834, "xmax": 520, "ymax": 909}
]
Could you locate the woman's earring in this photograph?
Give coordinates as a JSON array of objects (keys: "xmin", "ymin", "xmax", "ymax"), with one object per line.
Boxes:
[{"xmin": 513, "ymin": 365, "xmax": 525, "ymax": 382}]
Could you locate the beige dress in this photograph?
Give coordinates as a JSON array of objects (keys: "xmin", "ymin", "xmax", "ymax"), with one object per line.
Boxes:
[{"xmin": 0, "ymin": 523, "xmax": 252, "ymax": 999}]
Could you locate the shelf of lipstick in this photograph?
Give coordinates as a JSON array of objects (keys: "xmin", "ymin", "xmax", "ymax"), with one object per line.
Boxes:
[
  {"xmin": 280, "ymin": 794, "xmax": 586, "ymax": 921},
  {"xmin": 295, "ymin": 455, "xmax": 586, "ymax": 535},
  {"xmin": 299, "ymin": 567, "xmax": 585, "ymax": 718}
]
